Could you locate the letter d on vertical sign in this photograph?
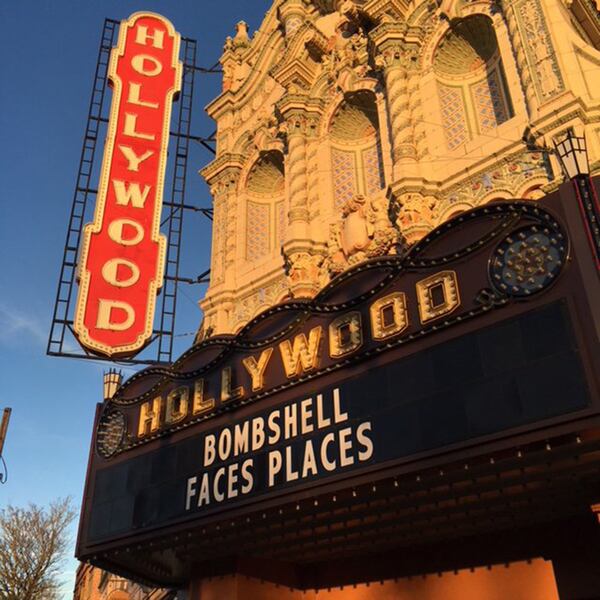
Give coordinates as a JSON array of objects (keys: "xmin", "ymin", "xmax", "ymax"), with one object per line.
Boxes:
[{"xmin": 74, "ymin": 13, "xmax": 182, "ymax": 357}]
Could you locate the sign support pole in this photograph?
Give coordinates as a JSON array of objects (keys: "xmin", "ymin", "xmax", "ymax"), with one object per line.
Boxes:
[{"xmin": 0, "ymin": 408, "xmax": 11, "ymax": 458}]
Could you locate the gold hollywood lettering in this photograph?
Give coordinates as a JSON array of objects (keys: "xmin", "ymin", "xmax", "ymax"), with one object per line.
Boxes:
[
  {"xmin": 192, "ymin": 379, "xmax": 215, "ymax": 415},
  {"xmin": 329, "ymin": 312, "xmax": 363, "ymax": 358},
  {"xmin": 165, "ymin": 387, "xmax": 189, "ymax": 425},
  {"xmin": 370, "ymin": 292, "xmax": 409, "ymax": 340},
  {"xmin": 279, "ymin": 326, "xmax": 323, "ymax": 378},
  {"xmin": 242, "ymin": 348, "xmax": 274, "ymax": 391},
  {"xmin": 221, "ymin": 367, "xmax": 244, "ymax": 403},
  {"xmin": 138, "ymin": 396, "xmax": 162, "ymax": 437},
  {"xmin": 416, "ymin": 270, "xmax": 461, "ymax": 323}
]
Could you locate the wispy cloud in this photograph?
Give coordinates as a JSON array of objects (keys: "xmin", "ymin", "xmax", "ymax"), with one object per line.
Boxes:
[{"xmin": 0, "ymin": 302, "xmax": 47, "ymax": 347}]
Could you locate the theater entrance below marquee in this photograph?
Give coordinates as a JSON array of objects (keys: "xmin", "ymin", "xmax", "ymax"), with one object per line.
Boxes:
[{"xmin": 188, "ymin": 559, "xmax": 561, "ymax": 600}]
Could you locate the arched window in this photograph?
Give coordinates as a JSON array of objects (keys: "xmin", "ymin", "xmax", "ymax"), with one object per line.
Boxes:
[
  {"xmin": 565, "ymin": 0, "xmax": 600, "ymax": 49},
  {"xmin": 434, "ymin": 16, "xmax": 513, "ymax": 151},
  {"xmin": 329, "ymin": 91, "xmax": 385, "ymax": 210},
  {"xmin": 245, "ymin": 151, "xmax": 286, "ymax": 262}
]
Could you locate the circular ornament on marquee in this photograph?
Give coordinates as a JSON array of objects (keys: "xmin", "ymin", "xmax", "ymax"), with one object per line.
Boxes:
[
  {"xmin": 96, "ymin": 410, "xmax": 127, "ymax": 459},
  {"xmin": 489, "ymin": 225, "xmax": 567, "ymax": 297}
]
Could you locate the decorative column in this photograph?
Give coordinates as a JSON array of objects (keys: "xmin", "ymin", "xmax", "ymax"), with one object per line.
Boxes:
[
  {"xmin": 306, "ymin": 122, "xmax": 320, "ymax": 223},
  {"xmin": 286, "ymin": 111, "xmax": 310, "ymax": 229},
  {"xmin": 302, "ymin": 107, "xmax": 322, "ymax": 221},
  {"xmin": 222, "ymin": 172, "xmax": 242, "ymax": 326},
  {"xmin": 207, "ymin": 177, "xmax": 228, "ymax": 286},
  {"xmin": 389, "ymin": 65, "xmax": 415, "ymax": 165},
  {"xmin": 201, "ymin": 155, "xmax": 243, "ymax": 333},
  {"xmin": 213, "ymin": 165, "xmax": 241, "ymax": 283},
  {"xmin": 206, "ymin": 166, "xmax": 241, "ymax": 284},
  {"xmin": 408, "ymin": 69, "xmax": 428, "ymax": 161},
  {"xmin": 371, "ymin": 25, "xmax": 418, "ymax": 179},
  {"xmin": 306, "ymin": 111, "xmax": 329, "ymax": 269},
  {"xmin": 278, "ymin": 0, "xmax": 306, "ymax": 39},
  {"xmin": 500, "ymin": 0, "xmax": 540, "ymax": 118},
  {"xmin": 278, "ymin": 96, "xmax": 324, "ymax": 298}
]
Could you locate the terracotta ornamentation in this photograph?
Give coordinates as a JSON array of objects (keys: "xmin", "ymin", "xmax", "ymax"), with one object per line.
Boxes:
[
  {"xmin": 326, "ymin": 194, "xmax": 401, "ymax": 276},
  {"xmin": 198, "ymin": 0, "xmax": 600, "ymax": 336}
]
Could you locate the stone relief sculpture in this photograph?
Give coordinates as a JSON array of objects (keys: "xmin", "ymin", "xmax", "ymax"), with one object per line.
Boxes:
[
  {"xmin": 392, "ymin": 192, "xmax": 436, "ymax": 227},
  {"xmin": 515, "ymin": 0, "xmax": 564, "ymax": 100},
  {"xmin": 283, "ymin": 252, "xmax": 326, "ymax": 296},
  {"xmin": 325, "ymin": 194, "xmax": 401, "ymax": 276}
]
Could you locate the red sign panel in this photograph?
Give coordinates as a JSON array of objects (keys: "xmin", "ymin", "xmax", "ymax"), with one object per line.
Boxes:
[{"xmin": 75, "ymin": 13, "xmax": 182, "ymax": 357}]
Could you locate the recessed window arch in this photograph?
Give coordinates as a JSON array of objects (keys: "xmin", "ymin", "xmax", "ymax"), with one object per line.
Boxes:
[
  {"xmin": 329, "ymin": 90, "xmax": 386, "ymax": 211},
  {"xmin": 565, "ymin": 0, "xmax": 600, "ymax": 49},
  {"xmin": 245, "ymin": 151, "xmax": 286, "ymax": 263},
  {"xmin": 433, "ymin": 15, "xmax": 514, "ymax": 151}
]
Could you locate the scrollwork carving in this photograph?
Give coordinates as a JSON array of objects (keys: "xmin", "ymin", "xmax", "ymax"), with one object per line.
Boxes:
[
  {"xmin": 388, "ymin": 192, "xmax": 438, "ymax": 245},
  {"xmin": 325, "ymin": 194, "xmax": 401, "ymax": 276},
  {"xmin": 283, "ymin": 251, "xmax": 325, "ymax": 298}
]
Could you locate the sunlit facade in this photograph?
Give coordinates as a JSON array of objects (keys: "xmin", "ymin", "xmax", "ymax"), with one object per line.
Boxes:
[
  {"xmin": 74, "ymin": 2, "xmax": 600, "ymax": 599},
  {"xmin": 73, "ymin": 563, "xmax": 172, "ymax": 600},
  {"xmin": 199, "ymin": 0, "xmax": 600, "ymax": 336}
]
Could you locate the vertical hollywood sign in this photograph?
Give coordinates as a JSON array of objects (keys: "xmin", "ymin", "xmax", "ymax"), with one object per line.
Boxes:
[{"xmin": 74, "ymin": 13, "xmax": 182, "ymax": 357}]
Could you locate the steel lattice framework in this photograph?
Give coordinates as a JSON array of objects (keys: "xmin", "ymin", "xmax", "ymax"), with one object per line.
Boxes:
[{"xmin": 47, "ymin": 18, "xmax": 216, "ymax": 366}]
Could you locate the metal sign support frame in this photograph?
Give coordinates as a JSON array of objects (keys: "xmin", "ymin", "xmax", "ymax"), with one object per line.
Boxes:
[{"xmin": 47, "ymin": 19, "xmax": 215, "ymax": 366}]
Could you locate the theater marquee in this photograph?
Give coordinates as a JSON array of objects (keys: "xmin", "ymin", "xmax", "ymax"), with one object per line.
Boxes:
[
  {"xmin": 74, "ymin": 13, "xmax": 182, "ymax": 358},
  {"xmin": 76, "ymin": 188, "xmax": 600, "ymax": 586}
]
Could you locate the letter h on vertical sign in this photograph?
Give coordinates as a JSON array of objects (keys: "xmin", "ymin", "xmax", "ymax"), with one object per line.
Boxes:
[{"xmin": 74, "ymin": 13, "xmax": 182, "ymax": 357}]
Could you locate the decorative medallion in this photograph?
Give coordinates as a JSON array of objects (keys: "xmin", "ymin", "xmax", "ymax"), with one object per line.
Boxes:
[
  {"xmin": 96, "ymin": 410, "xmax": 127, "ymax": 458},
  {"xmin": 490, "ymin": 225, "xmax": 567, "ymax": 297}
]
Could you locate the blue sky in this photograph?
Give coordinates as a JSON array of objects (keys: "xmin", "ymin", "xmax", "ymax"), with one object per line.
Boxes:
[{"xmin": 0, "ymin": 1, "xmax": 271, "ymax": 596}]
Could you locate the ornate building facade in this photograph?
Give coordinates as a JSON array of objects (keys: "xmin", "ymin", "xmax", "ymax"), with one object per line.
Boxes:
[
  {"xmin": 198, "ymin": 0, "xmax": 600, "ymax": 336},
  {"xmin": 72, "ymin": 563, "xmax": 173, "ymax": 600}
]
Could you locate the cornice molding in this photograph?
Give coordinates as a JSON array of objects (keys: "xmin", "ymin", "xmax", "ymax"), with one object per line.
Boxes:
[
  {"xmin": 364, "ymin": 0, "xmax": 411, "ymax": 20},
  {"xmin": 200, "ymin": 153, "xmax": 245, "ymax": 184}
]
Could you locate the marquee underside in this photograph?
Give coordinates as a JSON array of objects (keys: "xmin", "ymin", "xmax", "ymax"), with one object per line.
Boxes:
[{"xmin": 88, "ymin": 428, "xmax": 600, "ymax": 587}]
